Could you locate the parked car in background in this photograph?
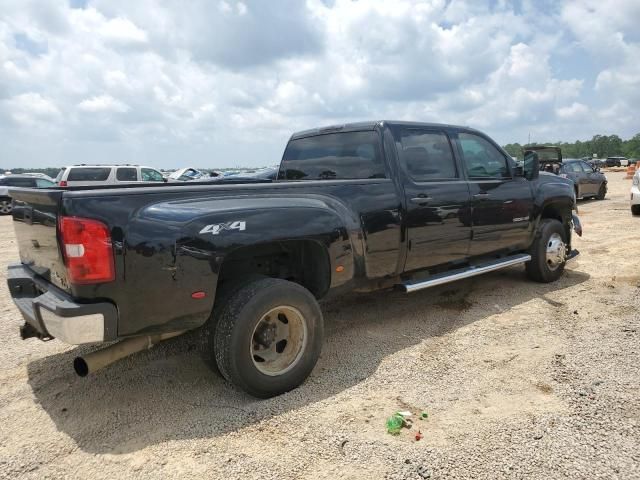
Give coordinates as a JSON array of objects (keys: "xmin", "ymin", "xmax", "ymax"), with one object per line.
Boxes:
[
  {"xmin": 167, "ymin": 167, "xmax": 221, "ymax": 182},
  {"xmin": 584, "ymin": 157, "xmax": 606, "ymax": 169},
  {"xmin": 23, "ymin": 172, "xmax": 56, "ymax": 182},
  {"xmin": 55, "ymin": 165, "xmax": 166, "ymax": 187},
  {"xmin": 605, "ymin": 156, "xmax": 627, "ymax": 167},
  {"xmin": 230, "ymin": 167, "xmax": 278, "ymax": 181},
  {"xmin": 527, "ymin": 146, "xmax": 607, "ymax": 200},
  {"xmin": 559, "ymin": 160, "xmax": 608, "ymax": 200},
  {"xmin": 0, "ymin": 174, "xmax": 56, "ymax": 214},
  {"xmin": 631, "ymin": 170, "xmax": 640, "ymax": 216}
]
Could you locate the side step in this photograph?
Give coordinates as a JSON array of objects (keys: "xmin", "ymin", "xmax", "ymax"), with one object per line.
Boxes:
[{"xmin": 399, "ymin": 253, "xmax": 532, "ymax": 293}]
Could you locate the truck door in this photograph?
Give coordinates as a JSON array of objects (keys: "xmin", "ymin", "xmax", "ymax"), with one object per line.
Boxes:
[
  {"xmin": 455, "ymin": 132, "xmax": 535, "ymax": 256},
  {"xmin": 395, "ymin": 127, "xmax": 472, "ymax": 272}
]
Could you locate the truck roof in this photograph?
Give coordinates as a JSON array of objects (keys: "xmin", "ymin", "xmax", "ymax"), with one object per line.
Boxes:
[{"xmin": 290, "ymin": 120, "xmax": 474, "ymax": 140}]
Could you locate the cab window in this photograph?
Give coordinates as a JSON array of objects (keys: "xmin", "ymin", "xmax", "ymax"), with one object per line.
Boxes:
[{"xmin": 458, "ymin": 133, "xmax": 510, "ymax": 179}]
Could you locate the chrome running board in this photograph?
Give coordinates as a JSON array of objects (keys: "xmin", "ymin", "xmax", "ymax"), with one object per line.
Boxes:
[{"xmin": 400, "ymin": 253, "xmax": 532, "ymax": 293}]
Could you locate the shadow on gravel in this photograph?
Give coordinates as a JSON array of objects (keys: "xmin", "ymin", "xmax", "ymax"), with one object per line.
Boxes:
[{"xmin": 27, "ymin": 267, "xmax": 589, "ymax": 454}]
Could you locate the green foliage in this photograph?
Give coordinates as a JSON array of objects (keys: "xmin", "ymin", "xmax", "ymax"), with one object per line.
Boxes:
[{"xmin": 504, "ymin": 133, "xmax": 640, "ymax": 160}]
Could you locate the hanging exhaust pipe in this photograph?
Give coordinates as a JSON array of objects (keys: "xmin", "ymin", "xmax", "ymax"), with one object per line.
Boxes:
[{"xmin": 73, "ymin": 331, "xmax": 186, "ymax": 377}]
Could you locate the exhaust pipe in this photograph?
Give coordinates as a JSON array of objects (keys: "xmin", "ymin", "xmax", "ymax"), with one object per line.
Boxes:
[{"xmin": 73, "ymin": 331, "xmax": 185, "ymax": 377}]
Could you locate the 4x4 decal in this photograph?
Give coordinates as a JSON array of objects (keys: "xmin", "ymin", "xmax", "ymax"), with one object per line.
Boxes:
[{"xmin": 199, "ymin": 221, "xmax": 246, "ymax": 235}]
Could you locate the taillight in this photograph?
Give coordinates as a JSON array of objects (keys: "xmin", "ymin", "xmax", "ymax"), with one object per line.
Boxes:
[
  {"xmin": 59, "ymin": 181, "xmax": 68, "ymax": 187},
  {"xmin": 59, "ymin": 216, "xmax": 115, "ymax": 284}
]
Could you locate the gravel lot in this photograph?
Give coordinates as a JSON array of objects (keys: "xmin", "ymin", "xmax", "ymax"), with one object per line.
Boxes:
[{"xmin": 0, "ymin": 171, "xmax": 638, "ymax": 480}]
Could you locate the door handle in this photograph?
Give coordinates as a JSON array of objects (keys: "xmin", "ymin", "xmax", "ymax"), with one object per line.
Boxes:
[
  {"xmin": 410, "ymin": 196, "xmax": 432, "ymax": 205},
  {"xmin": 473, "ymin": 192, "xmax": 491, "ymax": 200}
]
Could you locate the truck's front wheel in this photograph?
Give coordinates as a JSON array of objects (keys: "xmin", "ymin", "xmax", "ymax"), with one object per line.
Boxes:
[
  {"xmin": 209, "ymin": 278, "xmax": 323, "ymax": 398},
  {"xmin": 526, "ymin": 219, "xmax": 567, "ymax": 283}
]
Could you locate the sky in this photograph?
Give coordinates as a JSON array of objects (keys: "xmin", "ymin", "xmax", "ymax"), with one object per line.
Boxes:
[{"xmin": 1, "ymin": 0, "xmax": 639, "ymax": 169}]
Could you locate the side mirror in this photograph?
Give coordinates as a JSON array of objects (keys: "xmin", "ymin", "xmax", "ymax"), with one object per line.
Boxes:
[{"xmin": 523, "ymin": 153, "xmax": 539, "ymax": 180}]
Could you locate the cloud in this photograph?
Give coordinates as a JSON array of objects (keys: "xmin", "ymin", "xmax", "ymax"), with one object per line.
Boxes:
[
  {"xmin": 0, "ymin": 0, "xmax": 638, "ymax": 168},
  {"xmin": 78, "ymin": 94, "xmax": 129, "ymax": 113}
]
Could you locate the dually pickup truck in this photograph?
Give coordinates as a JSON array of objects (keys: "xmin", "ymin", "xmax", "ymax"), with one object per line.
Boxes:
[{"xmin": 7, "ymin": 121, "xmax": 581, "ymax": 398}]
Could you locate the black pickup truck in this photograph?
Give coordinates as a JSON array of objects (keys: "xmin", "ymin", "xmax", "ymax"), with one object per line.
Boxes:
[{"xmin": 6, "ymin": 121, "xmax": 581, "ymax": 397}]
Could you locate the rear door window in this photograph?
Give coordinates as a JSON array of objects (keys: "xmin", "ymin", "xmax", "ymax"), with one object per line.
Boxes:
[
  {"xmin": 279, "ymin": 131, "xmax": 386, "ymax": 180},
  {"xmin": 398, "ymin": 130, "xmax": 457, "ymax": 180},
  {"xmin": 67, "ymin": 168, "xmax": 111, "ymax": 181},
  {"xmin": 116, "ymin": 167, "xmax": 138, "ymax": 181}
]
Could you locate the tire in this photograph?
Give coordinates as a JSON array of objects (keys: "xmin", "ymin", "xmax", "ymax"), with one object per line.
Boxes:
[
  {"xmin": 0, "ymin": 197, "xmax": 12, "ymax": 215},
  {"xmin": 596, "ymin": 183, "xmax": 606, "ymax": 200},
  {"xmin": 526, "ymin": 219, "xmax": 567, "ymax": 283},
  {"xmin": 632, "ymin": 205, "xmax": 640, "ymax": 216},
  {"xmin": 207, "ymin": 277, "xmax": 323, "ymax": 398}
]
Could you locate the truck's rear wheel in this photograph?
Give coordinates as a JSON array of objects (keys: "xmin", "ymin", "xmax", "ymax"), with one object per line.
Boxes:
[
  {"xmin": 526, "ymin": 219, "xmax": 567, "ymax": 283},
  {"xmin": 209, "ymin": 277, "xmax": 323, "ymax": 398}
]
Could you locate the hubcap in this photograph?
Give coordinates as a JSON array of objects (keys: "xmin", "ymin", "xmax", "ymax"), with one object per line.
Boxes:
[
  {"xmin": 546, "ymin": 232, "xmax": 566, "ymax": 271},
  {"xmin": 250, "ymin": 306, "xmax": 307, "ymax": 376},
  {"xmin": 0, "ymin": 200, "xmax": 12, "ymax": 214}
]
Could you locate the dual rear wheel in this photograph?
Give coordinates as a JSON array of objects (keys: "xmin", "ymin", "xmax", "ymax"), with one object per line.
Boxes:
[{"xmin": 203, "ymin": 277, "xmax": 323, "ymax": 398}]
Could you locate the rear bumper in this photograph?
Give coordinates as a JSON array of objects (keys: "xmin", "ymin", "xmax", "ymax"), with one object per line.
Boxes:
[{"xmin": 7, "ymin": 264, "xmax": 118, "ymax": 344}]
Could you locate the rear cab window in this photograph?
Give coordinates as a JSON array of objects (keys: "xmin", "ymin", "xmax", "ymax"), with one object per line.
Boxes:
[
  {"xmin": 278, "ymin": 131, "xmax": 386, "ymax": 180},
  {"xmin": 398, "ymin": 130, "xmax": 457, "ymax": 181},
  {"xmin": 67, "ymin": 168, "xmax": 111, "ymax": 182}
]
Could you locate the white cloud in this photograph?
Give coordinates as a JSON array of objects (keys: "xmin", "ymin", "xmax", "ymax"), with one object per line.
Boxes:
[
  {"xmin": 78, "ymin": 94, "xmax": 129, "ymax": 113},
  {"xmin": 0, "ymin": 0, "xmax": 638, "ymax": 168}
]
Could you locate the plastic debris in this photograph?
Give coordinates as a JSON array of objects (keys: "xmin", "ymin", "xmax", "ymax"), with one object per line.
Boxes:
[
  {"xmin": 415, "ymin": 430, "xmax": 424, "ymax": 441},
  {"xmin": 420, "ymin": 411, "xmax": 429, "ymax": 420},
  {"xmin": 397, "ymin": 411, "xmax": 412, "ymax": 417},
  {"xmin": 386, "ymin": 413, "xmax": 405, "ymax": 435}
]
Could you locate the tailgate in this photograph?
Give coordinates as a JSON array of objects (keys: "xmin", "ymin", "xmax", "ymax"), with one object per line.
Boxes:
[{"xmin": 9, "ymin": 188, "xmax": 70, "ymax": 292}]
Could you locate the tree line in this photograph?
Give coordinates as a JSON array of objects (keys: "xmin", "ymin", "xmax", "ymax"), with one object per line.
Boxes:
[
  {"xmin": 3, "ymin": 133, "xmax": 640, "ymax": 172},
  {"xmin": 503, "ymin": 133, "xmax": 640, "ymax": 160}
]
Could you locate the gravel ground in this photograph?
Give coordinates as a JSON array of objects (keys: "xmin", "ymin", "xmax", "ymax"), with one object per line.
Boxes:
[{"xmin": 0, "ymin": 171, "xmax": 638, "ymax": 479}]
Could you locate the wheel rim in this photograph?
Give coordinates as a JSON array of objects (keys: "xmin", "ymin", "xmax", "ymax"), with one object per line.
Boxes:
[
  {"xmin": 546, "ymin": 232, "xmax": 566, "ymax": 271},
  {"xmin": 250, "ymin": 305, "xmax": 308, "ymax": 376},
  {"xmin": 0, "ymin": 200, "xmax": 12, "ymax": 214}
]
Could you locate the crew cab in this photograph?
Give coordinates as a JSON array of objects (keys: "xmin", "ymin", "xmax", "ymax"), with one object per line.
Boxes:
[{"xmin": 6, "ymin": 121, "xmax": 581, "ymax": 398}]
